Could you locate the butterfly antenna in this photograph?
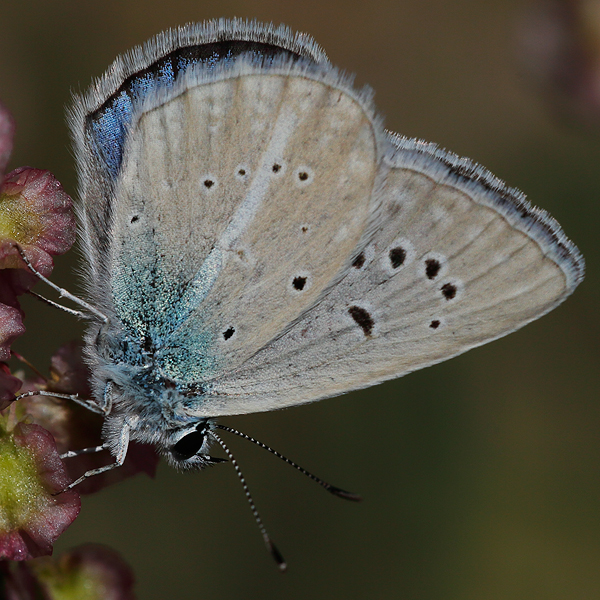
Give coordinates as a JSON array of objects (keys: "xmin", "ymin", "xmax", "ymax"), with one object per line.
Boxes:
[
  {"xmin": 209, "ymin": 430, "xmax": 287, "ymax": 572},
  {"xmin": 215, "ymin": 424, "xmax": 361, "ymax": 502}
]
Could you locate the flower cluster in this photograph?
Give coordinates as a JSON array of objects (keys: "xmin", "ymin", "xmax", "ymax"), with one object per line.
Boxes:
[
  {"xmin": 1, "ymin": 544, "xmax": 136, "ymax": 600},
  {"xmin": 0, "ymin": 102, "xmax": 75, "ymax": 409},
  {"xmin": 0, "ymin": 101, "xmax": 156, "ymax": 597}
]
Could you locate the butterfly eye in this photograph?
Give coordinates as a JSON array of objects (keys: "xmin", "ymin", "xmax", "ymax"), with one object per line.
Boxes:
[{"xmin": 171, "ymin": 429, "xmax": 207, "ymax": 461}]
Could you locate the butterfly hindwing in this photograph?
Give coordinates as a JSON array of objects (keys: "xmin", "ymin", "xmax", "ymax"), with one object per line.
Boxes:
[{"xmin": 195, "ymin": 134, "xmax": 583, "ymax": 416}]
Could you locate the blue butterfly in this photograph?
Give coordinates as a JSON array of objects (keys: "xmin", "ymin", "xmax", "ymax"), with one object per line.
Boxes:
[{"xmin": 18, "ymin": 19, "xmax": 583, "ymax": 569}]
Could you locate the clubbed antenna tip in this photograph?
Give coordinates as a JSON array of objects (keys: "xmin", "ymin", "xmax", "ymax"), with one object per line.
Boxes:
[
  {"xmin": 327, "ymin": 485, "xmax": 362, "ymax": 502},
  {"xmin": 266, "ymin": 538, "xmax": 287, "ymax": 572}
]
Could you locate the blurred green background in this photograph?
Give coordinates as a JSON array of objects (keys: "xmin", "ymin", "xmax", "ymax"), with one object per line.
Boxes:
[{"xmin": 1, "ymin": 0, "xmax": 598, "ymax": 598}]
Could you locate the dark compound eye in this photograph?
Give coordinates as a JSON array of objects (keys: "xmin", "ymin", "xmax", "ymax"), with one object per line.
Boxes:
[{"xmin": 171, "ymin": 430, "xmax": 206, "ymax": 461}]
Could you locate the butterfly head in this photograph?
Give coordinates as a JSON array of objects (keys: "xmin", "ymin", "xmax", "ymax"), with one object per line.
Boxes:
[
  {"xmin": 98, "ymin": 382, "xmax": 222, "ymax": 471},
  {"xmin": 164, "ymin": 420, "xmax": 225, "ymax": 470}
]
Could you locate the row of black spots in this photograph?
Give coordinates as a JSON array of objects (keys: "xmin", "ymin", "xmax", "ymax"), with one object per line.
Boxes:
[
  {"xmin": 204, "ymin": 164, "xmax": 313, "ymax": 184},
  {"xmin": 348, "ymin": 305, "xmax": 374, "ymax": 337},
  {"xmin": 270, "ymin": 161, "xmax": 314, "ymax": 185},
  {"xmin": 204, "ymin": 170, "xmax": 246, "ymax": 188},
  {"xmin": 220, "ymin": 275, "xmax": 311, "ymax": 344},
  {"xmin": 352, "ymin": 243, "xmax": 414, "ymax": 274},
  {"xmin": 352, "ymin": 244, "xmax": 407, "ymax": 272},
  {"xmin": 420, "ymin": 254, "xmax": 457, "ymax": 300},
  {"xmin": 379, "ymin": 248, "xmax": 445, "ymax": 280}
]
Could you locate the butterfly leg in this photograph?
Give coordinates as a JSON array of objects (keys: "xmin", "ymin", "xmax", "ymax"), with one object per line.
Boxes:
[
  {"xmin": 60, "ymin": 445, "xmax": 106, "ymax": 459},
  {"xmin": 94, "ymin": 380, "xmax": 116, "ymax": 415},
  {"xmin": 56, "ymin": 422, "xmax": 131, "ymax": 492},
  {"xmin": 58, "ymin": 459, "xmax": 123, "ymax": 493}
]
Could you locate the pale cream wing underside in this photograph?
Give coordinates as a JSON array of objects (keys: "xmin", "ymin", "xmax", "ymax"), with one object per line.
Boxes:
[
  {"xmin": 109, "ymin": 66, "xmax": 381, "ymax": 381},
  {"xmin": 196, "ymin": 143, "xmax": 581, "ymax": 416}
]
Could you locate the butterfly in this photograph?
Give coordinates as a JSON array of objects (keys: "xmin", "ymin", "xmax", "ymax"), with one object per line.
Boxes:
[{"xmin": 20, "ymin": 18, "xmax": 583, "ymax": 568}]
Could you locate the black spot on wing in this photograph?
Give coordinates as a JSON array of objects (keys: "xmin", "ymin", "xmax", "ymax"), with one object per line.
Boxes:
[
  {"xmin": 292, "ymin": 276, "xmax": 307, "ymax": 290},
  {"xmin": 352, "ymin": 252, "xmax": 366, "ymax": 269},
  {"xmin": 389, "ymin": 247, "xmax": 406, "ymax": 269},
  {"xmin": 348, "ymin": 305, "xmax": 374, "ymax": 336},
  {"xmin": 425, "ymin": 258, "xmax": 441, "ymax": 279},
  {"xmin": 441, "ymin": 283, "xmax": 457, "ymax": 300}
]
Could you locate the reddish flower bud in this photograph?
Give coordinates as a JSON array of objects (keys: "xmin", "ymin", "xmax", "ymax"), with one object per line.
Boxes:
[{"xmin": 0, "ymin": 413, "xmax": 80, "ymax": 560}]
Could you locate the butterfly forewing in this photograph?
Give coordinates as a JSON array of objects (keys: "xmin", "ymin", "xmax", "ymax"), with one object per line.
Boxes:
[{"xmin": 109, "ymin": 65, "xmax": 381, "ymax": 383}]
